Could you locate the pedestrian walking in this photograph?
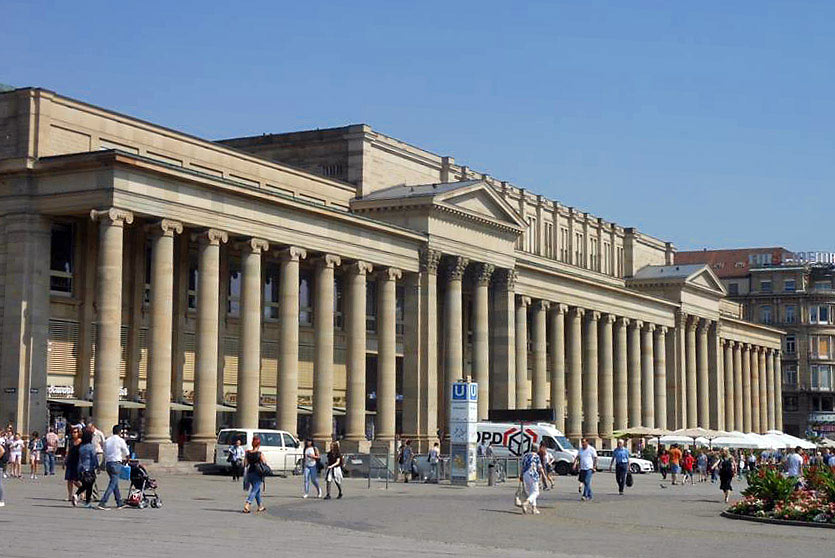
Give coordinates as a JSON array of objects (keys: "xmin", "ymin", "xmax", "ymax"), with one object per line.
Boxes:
[
  {"xmin": 713, "ymin": 448, "xmax": 736, "ymax": 503},
  {"xmin": 668, "ymin": 444, "xmax": 682, "ymax": 485},
  {"xmin": 519, "ymin": 443, "xmax": 545, "ymax": 515},
  {"xmin": 243, "ymin": 436, "xmax": 267, "ymax": 513},
  {"xmin": 658, "ymin": 449, "xmax": 669, "ymax": 480},
  {"xmin": 537, "ymin": 444, "xmax": 553, "ymax": 490},
  {"xmin": 64, "ymin": 426, "xmax": 81, "ymax": 504},
  {"xmin": 8, "ymin": 433, "xmax": 23, "ymax": 479},
  {"xmin": 302, "ymin": 439, "xmax": 321, "ymax": 498},
  {"xmin": 75, "ymin": 430, "xmax": 97, "ymax": 507},
  {"xmin": 609, "ymin": 439, "xmax": 630, "ymax": 495},
  {"xmin": 324, "ymin": 440, "xmax": 344, "ymax": 499},
  {"xmin": 44, "ymin": 428, "xmax": 59, "ymax": 476},
  {"xmin": 28, "ymin": 431, "xmax": 43, "ymax": 479},
  {"xmin": 397, "ymin": 439, "xmax": 414, "ymax": 482},
  {"xmin": 682, "ymin": 450, "xmax": 695, "ymax": 485},
  {"xmin": 427, "ymin": 442, "xmax": 440, "ymax": 483},
  {"xmin": 574, "ymin": 438, "xmax": 598, "ymax": 501},
  {"xmin": 228, "ymin": 439, "xmax": 245, "ymax": 482},
  {"xmin": 697, "ymin": 451, "xmax": 708, "ymax": 483},
  {"xmin": 785, "ymin": 446, "xmax": 804, "ymax": 489},
  {"xmin": 97, "ymin": 425, "xmax": 129, "ymax": 510},
  {"xmin": 0, "ymin": 441, "xmax": 5, "ymax": 507},
  {"xmin": 86, "ymin": 422, "xmax": 106, "ymax": 470}
]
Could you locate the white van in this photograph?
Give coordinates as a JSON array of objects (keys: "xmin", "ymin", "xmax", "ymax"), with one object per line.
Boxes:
[
  {"xmin": 477, "ymin": 422, "xmax": 578, "ymax": 475},
  {"xmin": 213, "ymin": 428, "xmax": 303, "ymax": 474}
]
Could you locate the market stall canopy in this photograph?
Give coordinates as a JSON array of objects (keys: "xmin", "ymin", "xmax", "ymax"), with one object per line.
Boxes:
[
  {"xmin": 659, "ymin": 434, "xmax": 710, "ymax": 446},
  {"xmin": 671, "ymin": 427, "xmax": 727, "ymax": 440},
  {"xmin": 47, "ymin": 398, "xmax": 92, "ymax": 408},
  {"xmin": 613, "ymin": 426, "xmax": 670, "ymax": 439},
  {"xmin": 711, "ymin": 432, "xmax": 768, "ymax": 449},
  {"xmin": 763, "ymin": 430, "xmax": 816, "ymax": 450},
  {"xmin": 817, "ymin": 438, "xmax": 835, "ymax": 449}
]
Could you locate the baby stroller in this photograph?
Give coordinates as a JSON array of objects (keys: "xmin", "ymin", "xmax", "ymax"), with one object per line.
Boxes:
[{"xmin": 126, "ymin": 459, "xmax": 162, "ymax": 509}]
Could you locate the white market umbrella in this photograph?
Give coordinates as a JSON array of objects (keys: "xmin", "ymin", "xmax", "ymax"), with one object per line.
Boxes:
[{"xmin": 710, "ymin": 435, "xmax": 761, "ymax": 449}]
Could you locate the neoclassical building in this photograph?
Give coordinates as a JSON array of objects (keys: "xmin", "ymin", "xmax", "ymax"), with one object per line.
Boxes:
[{"xmin": 0, "ymin": 88, "xmax": 782, "ymax": 463}]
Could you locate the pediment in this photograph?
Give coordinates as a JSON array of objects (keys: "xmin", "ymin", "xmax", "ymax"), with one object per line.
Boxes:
[
  {"xmin": 435, "ymin": 182, "xmax": 525, "ymax": 229},
  {"xmin": 686, "ymin": 267, "xmax": 727, "ymax": 295}
]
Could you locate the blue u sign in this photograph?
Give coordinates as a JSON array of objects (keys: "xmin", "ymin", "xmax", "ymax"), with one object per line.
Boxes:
[
  {"xmin": 469, "ymin": 383, "xmax": 478, "ymax": 401},
  {"xmin": 452, "ymin": 383, "xmax": 467, "ymax": 400}
]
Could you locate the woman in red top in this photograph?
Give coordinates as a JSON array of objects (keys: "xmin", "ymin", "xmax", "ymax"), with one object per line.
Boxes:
[
  {"xmin": 658, "ymin": 449, "xmax": 670, "ymax": 480},
  {"xmin": 682, "ymin": 450, "xmax": 696, "ymax": 485}
]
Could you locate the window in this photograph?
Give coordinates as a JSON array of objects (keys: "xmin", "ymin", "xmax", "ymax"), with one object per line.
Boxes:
[
  {"xmin": 281, "ymin": 433, "xmax": 299, "ymax": 448},
  {"xmin": 590, "ymin": 238, "xmax": 599, "ymax": 271},
  {"xmin": 811, "ymin": 305, "xmax": 831, "ymax": 324},
  {"xmin": 784, "ymin": 365, "xmax": 798, "ymax": 386},
  {"xmin": 395, "ymin": 285, "xmax": 405, "ymax": 335},
  {"xmin": 366, "ymin": 281, "xmax": 377, "ymax": 332},
  {"xmin": 728, "ymin": 283, "xmax": 739, "ymax": 296},
  {"xmin": 759, "ymin": 305, "xmax": 772, "ymax": 324},
  {"xmin": 785, "ymin": 305, "xmax": 797, "ymax": 324},
  {"xmin": 559, "ymin": 227, "xmax": 569, "ymax": 262},
  {"xmin": 810, "ymin": 335, "xmax": 832, "ymax": 360},
  {"xmin": 574, "ymin": 232, "xmax": 584, "ymax": 267},
  {"xmin": 334, "ymin": 277, "xmax": 344, "ymax": 330},
  {"xmin": 299, "ymin": 271, "xmax": 313, "ymax": 326},
  {"xmin": 49, "ymin": 223, "xmax": 75, "ymax": 295},
  {"xmin": 525, "ymin": 216, "xmax": 537, "ymax": 253},
  {"xmin": 784, "ymin": 279, "xmax": 796, "ymax": 293},
  {"xmin": 811, "ymin": 365, "xmax": 833, "ymax": 391},
  {"xmin": 602, "ymin": 241, "xmax": 611, "ymax": 274},
  {"xmin": 320, "ymin": 163, "xmax": 344, "ymax": 178},
  {"xmin": 760, "ymin": 280, "xmax": 772, "ymax": 293},
  {"xmin": 264, "ymin": 262, "xmax": 280, "ymax": 320},
  {"xmin": 187, "ymin": 250, "xmax": 198, "ymax": 310},
  {"xmin": 616, "ymin": 246, "xmax": 624, "ymax": 277},
  {"xmin": 227, "ymin": 258, "xmax": 241, "ymax": 317},
  {"xmin": 785, "ymin": 334, "xmax": 796, "ymax": 354},
  {"xmin": 784, "ymin": 396, "xmax": 798, "ymax": 412},
  {"xmin": 814, "ymin": 281, "xmax": 832, "ymax": 292},
  {"xmin": 544, "ymin": 222, "xmax": 554, "ymax": 258}
]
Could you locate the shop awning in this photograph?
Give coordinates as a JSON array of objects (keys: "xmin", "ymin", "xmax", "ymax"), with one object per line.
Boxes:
[
  {"xmin": 48, "ymin": 398, "xmax": 93, "ymax": 408},
  {"xmin": 217, "ymin": 403, "xmax": 236, "ymax": 412},
  {"xmin": 170, "ymin": 402, "xmax": 192, "ymax": 411},
  {"xmin": 119, "ymin": 400, "xmax": 145, "ymax": 409}
]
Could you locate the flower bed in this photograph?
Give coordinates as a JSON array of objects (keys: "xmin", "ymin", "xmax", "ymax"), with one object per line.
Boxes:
[{"xmin": 725, "ymin": 465, "xmax": 835, "ymax": 526}]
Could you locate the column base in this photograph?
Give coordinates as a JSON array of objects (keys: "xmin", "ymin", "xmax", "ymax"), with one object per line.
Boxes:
[
  {"xmin": 340, "ymin": 439, "xmax": 372, "ymax": 454},
  {"xmin": 182, "ymin": 440, "xmax": 216, "ymax": 463},
  {"xmin": 135, "ymin": 441, "xmax": 179, "ymax": 466},
  {"xmin": 370, "ymin": 439, "xmax": 395, "ymax": 457},
  {"xmin": 313, "ymin": 437, "xmax": 333, "ymax": 452}
]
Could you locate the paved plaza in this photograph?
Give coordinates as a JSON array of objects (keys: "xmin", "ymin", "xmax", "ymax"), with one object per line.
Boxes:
[{"xmin": 2, "ymin": 469, "xmax": 833, "ymax": 557}]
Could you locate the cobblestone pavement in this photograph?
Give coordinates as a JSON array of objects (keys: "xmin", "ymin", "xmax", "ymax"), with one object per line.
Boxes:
[{"xmin": 1, "ymin": 470, "xmax": 832, "ymax": 558}]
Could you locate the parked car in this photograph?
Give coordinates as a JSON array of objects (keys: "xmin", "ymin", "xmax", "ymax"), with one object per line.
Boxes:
[
  {"xmin": 595, "ymin": 449, "xmax": 654, "ymax": 474},
  {"xmin": 213, "ymin": 428, "xmax": 303, "ymax": 474}
]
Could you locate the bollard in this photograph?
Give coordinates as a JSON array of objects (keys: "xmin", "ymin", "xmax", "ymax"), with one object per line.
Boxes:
[{"xmin": 488, "ymin": 462, "xmax": 495, "ymax": 486}]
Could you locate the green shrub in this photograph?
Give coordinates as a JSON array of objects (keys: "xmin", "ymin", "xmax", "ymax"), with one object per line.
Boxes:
[
  {"xmin": 742, "ymin": 466, "xmax": 796, "ymax": 510},
  {"xmin": 805, "ymin": 465, "xmax": 835, "ymax": 502}
]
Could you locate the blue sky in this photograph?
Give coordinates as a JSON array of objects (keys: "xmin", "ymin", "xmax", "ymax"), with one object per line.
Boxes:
[{"xmin": 2, "ymin": 1, "xmax": 832, "ymax": 251}]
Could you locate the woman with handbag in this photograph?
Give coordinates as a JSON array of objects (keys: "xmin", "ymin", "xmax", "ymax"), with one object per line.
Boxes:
[
  {"xmin": 519, "ymin": 443, "xmax": 545, "ymax": 514},
  {"xmin": 302, "ymin": 439, "xmax": 322, "ymax": 499},
  {"xmin": 243, "ymin": 436, "xmax": 267, "ymax": 513},
  {"xmin": 75, "ymin": 430, "xmax": 98, "ymax": 507},
  {"xmin": 324, "ymin": 441, "xmax": 344, "ymax": 500},
  {"xmin": 64, "ymin": 427, "xmax": 81, "ymax": 504}
]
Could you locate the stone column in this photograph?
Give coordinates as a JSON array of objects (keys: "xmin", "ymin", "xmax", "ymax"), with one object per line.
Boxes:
[
  {"xmin": 90, "ymin": 209, "xmax": 133, "ymax": 431},
  {"xmin": 723, "ymin": 340, "xmax": 735, "ymax": 431},
  {"xmin": 758, "ymin": 348, "xmax": 768, "ymax": 433},
  {"xmin": 419, "ymin": 251, "xmax": 441, "ymax": 448},
  {"xmin": 696, "ymin": 319, "xmax": 710, "ymax": 428},
  {"xmin": 742, "ymin": 344, "xmax": 752, "ymax": 432},
  {"xmin": 613, "ymin": 317, "xmax": 629, "ymax": 432},
  {"xmin": 185, "ymin": 228, "xmax": 227, "ymax": 461},
  {"xmin": 443, "ymin": 256, "xmax": 469, "ymax": 423},
  {"xmin": 374, "ymin": 267, "xmax": 401, "ymax": 451},
  {"xmin": 532, "ymin": 300, "xmax": 549, "ymax": 409},
  {"xmin": 490, "ymin": 268, "xmax": 516, "ymax": 411},
  {"xmin": 641, "ymin": 323, "xmax": 656, "ymax": 429},
  {"xmin": 313, "ymin": 254, "xmax": 341, "ymax": 447},
  {"xmin": 774, "ymin": 351, "xmax": 783, "ymax": 431},
  {"xmin": 472, "ymin": 263, "xmax": 494, "ymax": 419},
  {"xmin": 653, "ymin": 326, "xmax": 667, "ymax": 430},
  {"xmin": 550, "ymin": 304, "xmax": 568, "ymax": 432},
  {"xmin": 685, "ymin": 316, "xmax": 698, "ymax": 428},
  {"xmin": 234, "ymin": 238, "xmax": 269, "ymax": 430},
  {"xmin": 598, "ymin": 314, "xmax": 615, "ymax": 447},
  {"xmin": 709, "ymin": 322, "xmax": 724, "ymax": 430},
  {"xmin": 583, "ymin": 311, "xmax": 600, "ymax": 443},
  {"xmin": 733, "ymin": 342, "xmax": 744, "ymax": 432},
  {"xmin": 138, "ymin": 219, "xmax": 182, "ymax": 464},
  {"xmin": 566, "ymin": 307, "xmax": 584, "ymax": 443},
  {"xmin": 765, "ymin": 348, "xmax": 776, "ymax": 431},
  {"xmin": 277, "ymin": 247, "xmax": 307, "ymax": 436},
  {"xmin": 751, "ymin": 346, "xmax": 761, "ymax": 433},
  {"xmin": 515, "ymin": 296, "xmax": 531, "ymax": 409},
  {"xmin": 343, "ymin": 261, "xmax": 371, "ymax": 452},
  {"xmin": 627, "ymin": 320, "xmax": 642, "ymax": 427}
]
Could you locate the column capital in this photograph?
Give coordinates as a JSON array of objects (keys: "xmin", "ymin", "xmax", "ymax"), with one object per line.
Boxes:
[
  {"xmin": 419, "ymin": 248, "xmax": 442, "ymax": 274},
  {"xmin": 315, "ymin": 254, "xmax": 342, "ymax": 269},
  {"xmin": 587, "ymin": 310, "xmax": 601, "ymax": 321},
  {"xmin": 444, "ymin": 255, "xmax": 470, "ymax": 281},
  {"xmin": 494, "ymin": 268, "xmax": 517, "ymax": 291},
  {"xmin": 686, "ymin": 315, "xmax": 700, "ymax": 331},
  {"xmin": 602, "ymin": 313, "xmax": 617, "ymax": 324},
  {"xmin": 473, "ymin": 263, "xmax": 495, "ymax": 286},
  {"xmin": 145, "ymin": 218, "xmax": 183, "ymax": 237},
  {"xmin": 697, "ymin": 318, "xmax": 711, "ymax": 334},
  {"xmin": 378, "ymin": 267, "xmax": 402, "ymax": 282},
  {"xmin": 192, "ymin": 228, "xmax": 229, "ymax": 246},
  {"xmin": 675, "ymin": 311, "xmax": 688, "ymax": 328},
  {"xmin": 534, "ymin": 299, "xmax": 550, "ymax": 311},
  {"xmin": 765, "ymin": 347, "xmax": 774, "ymax": 356},
  {"xmin": 644, "ymin": 322, "xmax": 657, "ymax": 333},
  {"xmin": 90, "ymin": 207, "xmax": 134, "ymax": 226},
  {"xmin": 569, "ymin": 307, "xmax": 585, "ymax": 319},
  {"xmin": 775, "ymin": 349, "xmax": 782, "ymax": 358},
  {"xmin": 278, "ymin": 246, "xmax": 307, "ymax": 262},
  {"xmin": 517, "ymin": 295, "xmax": 532, "ymax": 308},
  {"xmin": 345, "ymin": 260, "xmax": 373, "ymax": 276},
  {"xmin": 631, "ymin": 319, "xmax": 644, "ymax": 330},
  {"xmin": 553, "ymin": 303, "xmax": 569, "ymax": 315},
  {"xmin": 236, "ymin": 237, "xmax": 269, "ymax": 254},
  {"xmin": 618, "ymin": 316, "xmax": 630, "ymax": 327},
  {"xmin": 655, "ymin": 325, "xmax": 668, "ymax": 335}
]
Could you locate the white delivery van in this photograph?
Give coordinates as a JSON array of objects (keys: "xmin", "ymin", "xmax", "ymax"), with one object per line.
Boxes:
[
  {"xmin": 477, "ymin": 422, "xmax": 578, "ymax": 475},
  {"xmin": 213, "ymin": 428, "xmax": 303, "ymax": 474}
]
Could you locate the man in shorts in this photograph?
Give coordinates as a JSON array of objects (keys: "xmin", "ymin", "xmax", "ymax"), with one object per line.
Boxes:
[{"xmin": 669, "ymin": 444, "xmax": 682, "ymax": 485}]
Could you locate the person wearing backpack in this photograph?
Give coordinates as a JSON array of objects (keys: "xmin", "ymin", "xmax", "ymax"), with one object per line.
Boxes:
[
  {"xmin": 713, "ymin": 448, "xmax": 736, "ymax": 503},
  {"xmin": 243, "ymin": 436, "xmax": 267, "ymax": 514}
]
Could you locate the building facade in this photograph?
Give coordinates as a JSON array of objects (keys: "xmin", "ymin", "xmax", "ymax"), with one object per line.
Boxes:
[
  {"xmin": 678, "ymin": 248, "xmax": 835, "ymax": 439},
  {"xmin": 0, "ymin": 88, "xmax": 782, "ymax": 463}
]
